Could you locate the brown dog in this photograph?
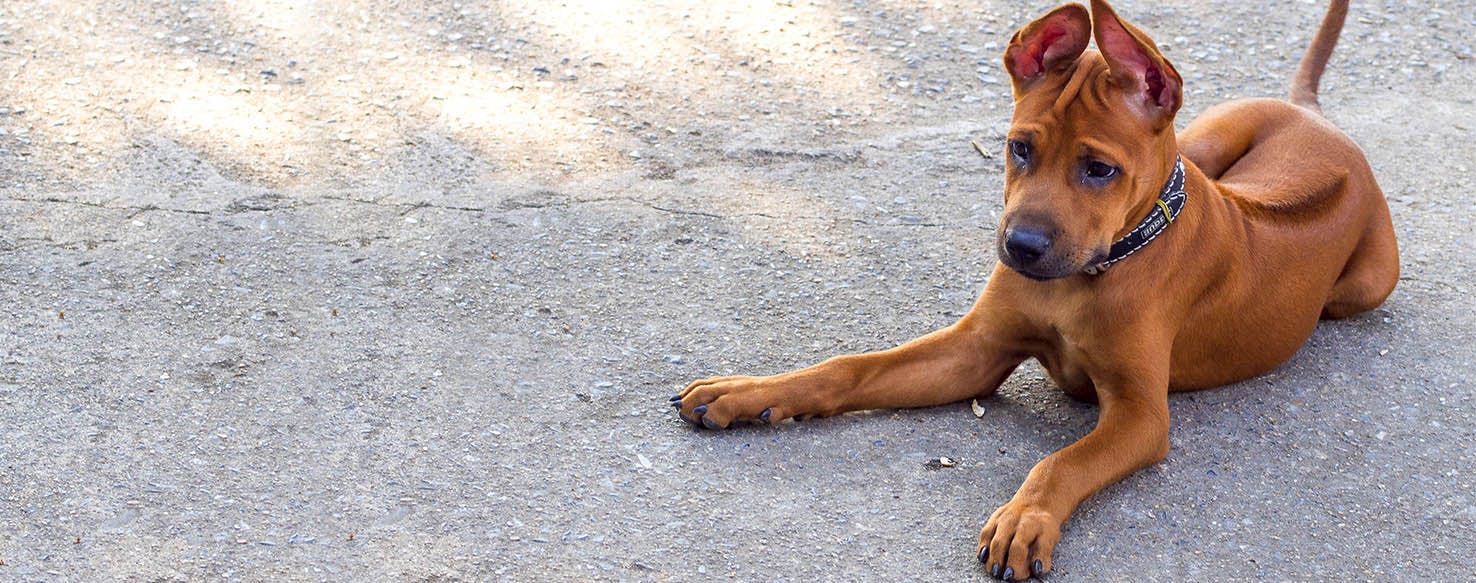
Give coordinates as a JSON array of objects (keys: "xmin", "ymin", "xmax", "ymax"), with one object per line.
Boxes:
[{"xmin": 672, "ymin": 0, "xmax": 1396, "ymax": 579}]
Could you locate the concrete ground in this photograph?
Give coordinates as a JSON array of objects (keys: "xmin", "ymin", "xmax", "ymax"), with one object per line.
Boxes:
[{"xmin": 1, "ymin": 0, "xmax": 1473, "ymax": 581}]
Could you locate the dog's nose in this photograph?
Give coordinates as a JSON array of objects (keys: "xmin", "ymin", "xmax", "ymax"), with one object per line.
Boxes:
[{"xmin": 1004, "ymin": 226, "xmax": 1053, "ymax": 266}]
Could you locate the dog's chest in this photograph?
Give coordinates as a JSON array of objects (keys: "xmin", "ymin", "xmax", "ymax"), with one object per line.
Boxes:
[{"xmin": 1032, "ymin": 342, "xmax": 1099, "ymax": 402}]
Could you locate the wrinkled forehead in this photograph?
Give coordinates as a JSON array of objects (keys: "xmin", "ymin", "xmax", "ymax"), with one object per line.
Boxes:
[{"xmin": 1008, "ymin": 51, "xmax": 1146, "ymax": 156}]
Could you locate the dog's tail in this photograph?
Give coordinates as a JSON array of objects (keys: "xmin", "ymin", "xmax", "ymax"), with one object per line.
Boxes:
[{"xmin": 1289, "ymin": 0, "xmax": 1349, "ymax": 113}]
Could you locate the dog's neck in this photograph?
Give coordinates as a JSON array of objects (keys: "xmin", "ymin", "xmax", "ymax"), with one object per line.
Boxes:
[{"xmin": 1083, "ymin": 156, "xmax": 1188, "ymax": 275}]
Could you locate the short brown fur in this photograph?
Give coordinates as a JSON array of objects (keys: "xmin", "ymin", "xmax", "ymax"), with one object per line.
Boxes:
[{"xmin": 673, "ymin": 1, "xmax": 1396, "ymax": 578}]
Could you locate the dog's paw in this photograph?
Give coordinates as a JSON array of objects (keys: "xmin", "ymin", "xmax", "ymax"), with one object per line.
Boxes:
[
  {"xmin": 670, "ymin": 374, "xmax": 823, "ymax": 429},
  {"xmin": 976, "ymin": 500, "xmax": 1062, "ymax": 581}
]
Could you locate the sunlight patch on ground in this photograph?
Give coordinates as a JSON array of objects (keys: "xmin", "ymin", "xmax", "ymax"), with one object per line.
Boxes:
[{"xmin": 3, "ymin": 0, "xmax": 903, "ymax": 191}]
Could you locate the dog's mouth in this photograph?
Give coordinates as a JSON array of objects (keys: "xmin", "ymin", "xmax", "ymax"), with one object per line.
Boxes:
[
  {"xmin": 998, "ymin": 252, "xmax": 1070, "ymax": 281},
  {"xmin": 999, "ymin": 249, "xmax": 1110, "ymax": 281},
  {"xmin": 1007, "ymin": 263, "xmax": 1061, "ymax": 281},
  {"xmin": 1082, "ymin": 249, "xmax": 1110, "ymax": 272}
]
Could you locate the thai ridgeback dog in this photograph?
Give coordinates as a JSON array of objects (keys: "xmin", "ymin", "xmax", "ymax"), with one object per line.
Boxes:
[{"xmin": 671, "ymin": 0, "xmax": 1396, "ymax": 578}]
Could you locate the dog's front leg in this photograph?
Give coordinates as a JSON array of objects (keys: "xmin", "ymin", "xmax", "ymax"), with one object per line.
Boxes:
[
  {"xmin": 976, "ymin": 351, "xmax": 1171, "ymax": 580},
  {"xmin": 673, "ymin": 310, "xmax": 1026, "ymax": 429}
]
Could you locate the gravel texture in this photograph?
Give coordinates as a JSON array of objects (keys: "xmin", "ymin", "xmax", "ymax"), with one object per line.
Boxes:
[{"xmin": 1, "ymin": 0, "xmax": 1473, "ymax": 581}]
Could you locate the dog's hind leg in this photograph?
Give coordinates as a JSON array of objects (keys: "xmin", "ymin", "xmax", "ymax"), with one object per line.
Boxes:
[
  {"xmin": 1176, "ymin": 100, "xmax": 1296, "ymax": 180},
  {"xmin": 1323, "ymin": 198, "xmax": 1399, "ymax": 319}
]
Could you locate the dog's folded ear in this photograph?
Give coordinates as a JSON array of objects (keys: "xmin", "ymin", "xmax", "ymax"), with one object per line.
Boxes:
[
  {"xmin": 1004, "ymin": 3, "xmax": 1091, "ymax": 91},
  {"xmin": 1090, "ymin": 0, "xmax": 1183, "ymax": 124}
]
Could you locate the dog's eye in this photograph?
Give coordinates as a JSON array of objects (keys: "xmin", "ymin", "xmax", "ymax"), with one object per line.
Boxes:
[
  {"xmin": 1083, "ymin": 160, "xmax": 1119, "ymax": 182},
  {"xmin": 1008, "ymin": 140, "xmax": 1032, "ymax": 164}
]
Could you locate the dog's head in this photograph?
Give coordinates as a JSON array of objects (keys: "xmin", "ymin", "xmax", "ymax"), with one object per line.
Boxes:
[{"xmin": 995, "ymin": 0, "xmax": 1182, "ymax": 280}]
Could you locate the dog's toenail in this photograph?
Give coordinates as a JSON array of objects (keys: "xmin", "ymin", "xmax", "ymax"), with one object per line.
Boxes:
[
  {"xmin": 991, "ymin": 563, "xmax": 1001, "ymax": 578},
  {"xmin": 668, "ymin": 394, "xmax": 682, "ymax": 402},
  {"xmin": 1033, "ymin": 559, "xmax": 1042, "ymax": 575},
  {"xmin": 977, "ymin": 546, "xmax": 988, "ymax": 563},
  {"xmin": 701, "ymin": 416, "xmax": 721, "ymax": 430},
  {"xmin": 670, "ymin": 401, "xmax": 681, "ymax": 408},
  {"xmin": 760, "ymin": 408, "xmax": 772, "ymax": 422},
  {"xmin": 1002, "ymin": 567, "xmax": 1014, "ymax": 581},
  {"xmin": 693, "ymin": 405, "xmax": 707, "ymax": 416}
]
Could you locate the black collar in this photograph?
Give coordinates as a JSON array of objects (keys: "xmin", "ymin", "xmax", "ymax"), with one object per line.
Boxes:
[{"xmin": 1083, "ymin": 156, "xmax": 1187, "ymax": 275}]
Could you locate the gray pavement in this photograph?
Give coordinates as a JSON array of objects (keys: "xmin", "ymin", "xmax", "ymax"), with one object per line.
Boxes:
[{"xmin": 1, "ymin": 0, "xmax": 1473, "ymax": 581}]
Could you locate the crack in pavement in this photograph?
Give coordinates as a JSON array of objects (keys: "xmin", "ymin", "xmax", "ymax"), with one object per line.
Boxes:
[
  {"xmin": 492, "ymin": 195, "xmax": 954, "ymax": 227},
  {"xmin": 310, "ymin": 193, "xmax": 956, "ymax": 227},
  {"xmin": 4, "ymin": 196, "xmax": 212, "ymax": 217},
  {"xmin": 318, "ymin": 195, "xmax": 485, "ymax": 215},
  {"xmin": 3, "ymin": 192, "xmax": 955, "ymax": 228}
]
